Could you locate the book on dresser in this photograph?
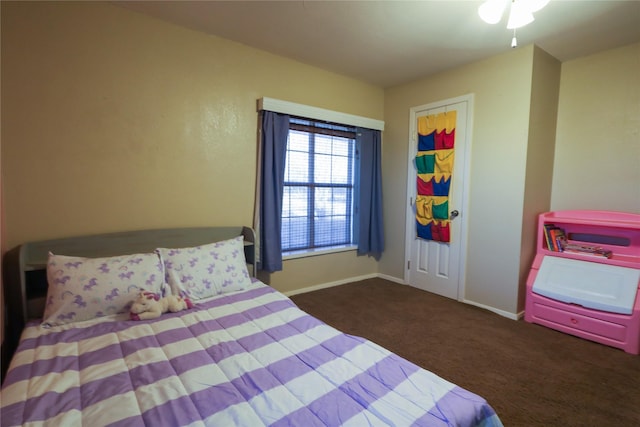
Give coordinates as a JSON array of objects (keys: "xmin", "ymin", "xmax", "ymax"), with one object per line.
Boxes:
[
  {"xmin": 543, "ymin": 224, "xmax": 561, "ymax": 251},
  {"xmin": 550, "ymin": 228, "xmax": 567, "ymax": 252},
  {"xmin": 542, "ymin": 224, "xmax": 567, "ymax": 252},
  {"xmin": 562, "ymin": 243, "xmax": 612, "ymax": 258}
]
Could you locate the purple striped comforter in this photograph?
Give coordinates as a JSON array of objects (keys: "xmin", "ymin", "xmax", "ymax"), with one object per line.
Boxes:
[{"xmin": 1, "ymin": 282, "xmax": 503, "ymax": 426}]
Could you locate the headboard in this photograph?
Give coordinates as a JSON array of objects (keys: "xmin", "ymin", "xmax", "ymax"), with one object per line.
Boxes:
[{"xmin": 1, "ymin": 226, "xmax": 256, "ymax": 374}]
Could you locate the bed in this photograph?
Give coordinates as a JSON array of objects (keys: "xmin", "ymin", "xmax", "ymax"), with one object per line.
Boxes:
[{"xmin": 1, "ymin": 226, "xmax": 503, "ymax": 426}]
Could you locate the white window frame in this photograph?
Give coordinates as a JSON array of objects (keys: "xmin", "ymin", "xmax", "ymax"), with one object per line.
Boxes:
[{"xmin": 258, "ymin": 98, "xmax": 384, "ymax": 131}]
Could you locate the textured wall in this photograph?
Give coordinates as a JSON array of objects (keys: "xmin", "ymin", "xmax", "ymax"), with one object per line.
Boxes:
[
  {"xmin": 383, "ymin": 47, "xmax": 535, "ymax": 315},
  {"xmin": 552, "ymin": 42, "xmax": 640, "ymax": 213},
  {"xmin": 0, "ymin": 1, "xmax": 383, "ymax": 293}
]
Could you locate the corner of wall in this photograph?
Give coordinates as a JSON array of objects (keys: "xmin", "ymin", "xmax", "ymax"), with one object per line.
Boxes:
[{"xmin": 518, "ymin": 44, "xmax": 562, "ymax": 311}]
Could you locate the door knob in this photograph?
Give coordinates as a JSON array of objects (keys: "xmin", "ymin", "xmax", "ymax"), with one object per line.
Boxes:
[{"xmin": 450, "ymin": 210, "xmax": 459, "ymax": 219}]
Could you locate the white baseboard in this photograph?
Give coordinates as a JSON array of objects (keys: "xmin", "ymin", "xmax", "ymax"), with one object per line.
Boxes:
[
  {"xmin": 461, "ymin": 298, "xmax": 521, "ymax": 320},
  {"xmin": 283, "ymin": 273, "xmax": 378, "ymax": 297},
  {"xmin": 283, "ymin": 273, "xmax": 521, "ymax": 321},
  {"xmin": 376, "ymin": 273, "xmax": 406, "ymax": 285}
]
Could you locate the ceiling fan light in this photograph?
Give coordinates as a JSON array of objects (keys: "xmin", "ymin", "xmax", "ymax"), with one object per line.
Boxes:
[
  {"xmin": 478, "ymin": 0, "xmax": 508, "ymax": 24},
  {"xmin": 506, "ymin": 1, "xmax": 535, "ymax": 29}
]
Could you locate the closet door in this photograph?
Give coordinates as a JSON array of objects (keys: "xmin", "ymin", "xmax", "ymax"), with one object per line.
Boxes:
[{"xmin": 404, "ymin": 94, "xmax": 473, "ymax": 300}]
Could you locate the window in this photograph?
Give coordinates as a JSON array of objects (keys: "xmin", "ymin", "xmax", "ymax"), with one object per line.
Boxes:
[{"xmin": 281, "ymin": 117, "xmax": 357, "ymax": 253}]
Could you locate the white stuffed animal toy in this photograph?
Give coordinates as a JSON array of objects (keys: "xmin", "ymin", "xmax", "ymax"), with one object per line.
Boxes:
[{"xmin": 130, "ymin": 290, "xmax": 194, "ymax": 321}]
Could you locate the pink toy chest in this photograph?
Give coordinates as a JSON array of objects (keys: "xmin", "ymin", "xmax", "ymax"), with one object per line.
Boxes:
[{"xmin": 525, "ymin": 210, "xmax": 640, "ymax": 354}]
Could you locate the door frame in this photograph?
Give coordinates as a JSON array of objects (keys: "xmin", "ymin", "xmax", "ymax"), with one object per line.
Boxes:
[{"xmin": 403, "ymin": 93, "xmax": 474, "ymax": 301}]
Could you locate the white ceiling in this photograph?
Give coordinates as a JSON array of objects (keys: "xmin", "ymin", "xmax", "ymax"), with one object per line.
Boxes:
[{"xmin": 116, "ymin": 0, "xmax": 640, "ymax": 88}]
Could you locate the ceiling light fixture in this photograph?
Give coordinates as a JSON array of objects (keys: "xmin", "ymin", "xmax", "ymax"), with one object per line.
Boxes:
[{"xmin": 478, "ymin": 0, "xmax": 550, "ymax": 47}]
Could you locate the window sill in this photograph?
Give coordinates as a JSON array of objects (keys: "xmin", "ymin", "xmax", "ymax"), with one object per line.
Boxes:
[{"xmin": 283, "ymin": 245, "xmax": 357, "ymax": 260}]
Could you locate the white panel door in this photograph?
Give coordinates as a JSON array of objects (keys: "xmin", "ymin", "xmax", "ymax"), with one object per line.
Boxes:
[{"xmin": 404, "ymin": 95, "xmax": 473, "ymax": 300}]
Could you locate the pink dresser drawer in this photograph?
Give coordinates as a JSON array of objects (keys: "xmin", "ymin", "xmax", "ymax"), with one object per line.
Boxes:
[{"xmin": 532, "ymin": 302, "xmax": 627, "ymax": 342}]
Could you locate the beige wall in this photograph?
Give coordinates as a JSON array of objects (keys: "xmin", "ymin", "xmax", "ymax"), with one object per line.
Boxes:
[
  {"xmin": 383, "ymin": 46, "xmax": 536, "ymax": 315},
  {"xmin": 0, "ymin": 2, "xmax": 383, "ymax": 294},
  {"xmin": 2, "ymin": 1, "xmax": 638, "ymax": 320},
  {"xmin": 383, "ymin": 41, "xmax": 638, "ymax": 317},
  {"xmin": 519, "ymin": 46, "xmax": 561, "ymax": 310},
  {"xmin": 552, "ymin": 42, "xmax": 640, "ymax": 213}
]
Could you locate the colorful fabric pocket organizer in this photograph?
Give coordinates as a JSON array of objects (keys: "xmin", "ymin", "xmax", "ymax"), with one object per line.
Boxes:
[
  {"xmin": 417, "ymin": 176, "xmax": 434, "ymax": 196},
  {"xmin": 415, "ymin": 196, "xmax": 433, "ymax": 224},
  {"xmin": 415, "ymin": 110, "xmax": 456, "ymax": 243},
  {"xmin": 418, "ymin": 132, "xmax": 436, "ymax": 151},
  {"xmin": 417, "ymin": 111, "xmax": 456, "ymax": 136},
  {"xmin": 435, "ymin": 129, "xmax": 455, "ymax": 150},
  {"xmin": 417, "ymin": 176, "xmax": 451, "ymax": 197},
  {"xmin": 418, "ymin": 112, "xmax": 456, "ymax": 151},
  {"xmin": 415, "ymin": 154, "xmax": 435, "ymax": 174},
  {"xmin": 432, "ymin": 199, "xmax": 449, "ymax": 220},
  {"xmin": 434, "ymin": 150, "xmax": 454, "ymax": 174},
  {"xmin": 416, "ymin": 220, "xmax": 451, "ymax": 242},
  {"xmin": 415, "ymin": 196, "xmax": 449, "ymax": 223}
]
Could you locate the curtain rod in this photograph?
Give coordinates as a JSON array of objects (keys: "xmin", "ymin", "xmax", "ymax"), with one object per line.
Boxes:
[{"xmin": 257, "ymin": 97, "xmax": 384, "ymax": 131}]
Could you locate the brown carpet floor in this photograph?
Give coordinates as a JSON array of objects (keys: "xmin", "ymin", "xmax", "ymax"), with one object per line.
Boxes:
[{"xmin": 290, "ymin": 278, "xmax": 640, "ymax": 427}]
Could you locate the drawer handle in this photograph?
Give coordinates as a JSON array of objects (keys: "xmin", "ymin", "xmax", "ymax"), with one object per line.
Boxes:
[{"xmin": 570, "ymin": 318, "xmax": 578, "ymax": 324}]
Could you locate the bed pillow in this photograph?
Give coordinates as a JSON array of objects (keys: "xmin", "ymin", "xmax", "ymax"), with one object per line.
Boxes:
[
  {"xmin": 43, "ymin": 252, "xmax": 165, "ymax": 327},
  {"xmin": 157, "ymin": 236, "xmax": 252, "ymax": 300}
]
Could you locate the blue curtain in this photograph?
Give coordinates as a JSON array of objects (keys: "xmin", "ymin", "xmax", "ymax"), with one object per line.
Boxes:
[
  {"xmin": 355, "ymin": 128, "xmax": 385, "ymax": 258},
  {"xmin": 259, "ymin": 111, "xmax": 289, "ymax": 272}
]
